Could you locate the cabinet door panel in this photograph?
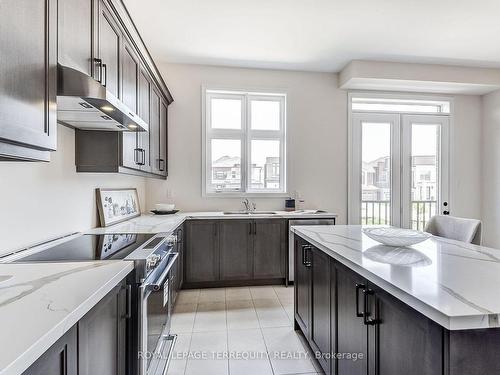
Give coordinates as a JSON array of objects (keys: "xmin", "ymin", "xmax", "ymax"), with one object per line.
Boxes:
[
  {"xmin": 220, "ymin": 220, "xmax": 253, "ymax": 280},
  {"xmin": 58, "ymin": 0, "xmax": 93, "ymax": 76},
  {"xmin": 98, "ymin": 0, "xmax": 120, "ymax": 98},
  {"xmin": 0, "ymin": 0, "xmax": 57, "ymax": 152},
  {"xmin": 336, "ymin": 263, "xmax": 368, "ymax": 375},
  {"xmin": 79, "ymin": 284, "xmax": 126, "ymax": 375},
  {"xmin": 294, "ymin": 236, "xmax": 311, "ymax": 336},
  {"xmin": 253, "ymin": 219, "xmax": 284, "ymax": 279},
  {"xmin": 185, "ymin": 221, "xmax": 219, "ymax": 283},
  {"xmin": 120, "ymin": 42, "xmax": 140, "ymax": 170},
  {"xmin": 24, "ymin": 326, "xmax": 78, "ymax": 375},
  {"xmin": 311, "ymin": 248, "xmax": 331, "ymax": 374},
  {"xmin": 149, "ymin": 86, "xmax": 161, "ymax": 174},
  {"xmin": 159, "ymin": 100, "xmax": 168, "ymax": 176},
  {"xmin": 369, "ymin": 284, "xmax": 443, "ymax": 375}
]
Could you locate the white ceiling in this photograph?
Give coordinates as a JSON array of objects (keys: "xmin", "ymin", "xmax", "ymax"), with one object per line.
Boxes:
[{"xmin": 124, "ymin": 0, "xmax": 500, "ymax": 72}]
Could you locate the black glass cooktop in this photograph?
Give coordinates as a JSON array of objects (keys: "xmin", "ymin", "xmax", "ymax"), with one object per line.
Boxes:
[{"xmin": 13, "ymin": 233, "xmax": 154, "ymax": 262}]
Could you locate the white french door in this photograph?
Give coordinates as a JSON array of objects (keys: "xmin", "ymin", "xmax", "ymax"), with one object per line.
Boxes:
[{"xmin": 349, "ymin": 113, "xmax": 449, "ymax": 230}]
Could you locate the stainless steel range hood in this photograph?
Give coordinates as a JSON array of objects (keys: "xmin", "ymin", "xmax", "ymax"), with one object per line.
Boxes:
[{"xmin": 56, "ymin": 64, "xmax": 148, "ymax": 132}]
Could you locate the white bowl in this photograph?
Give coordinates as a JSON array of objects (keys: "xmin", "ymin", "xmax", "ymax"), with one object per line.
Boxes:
[
  {"xmin": 155, "ymin": 203, "xmax": 175, "ymax": 212},
  {"xmin": 362, "ymin": 227, "xmax": 431, "ymax": 247}
]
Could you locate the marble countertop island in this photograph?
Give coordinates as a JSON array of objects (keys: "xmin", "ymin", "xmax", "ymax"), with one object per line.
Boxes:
[
  {"xmin": 0, "ymin": 261, "xmax": 133, "ymax": 375},
  {"xmin": 291, "ymin": 225, "xmax": 500, "ymax": 331},
  {"xmin": 86, "ymin": 210, "xmax": 337, "ymax": 235}
]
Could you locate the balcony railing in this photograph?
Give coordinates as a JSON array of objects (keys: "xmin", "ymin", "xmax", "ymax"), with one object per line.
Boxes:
[
  {"xmin": 361, "ymin": 200, "xmax": 437, "ymax": 231},
  {"xmin": 361, "ymin": 200, "xmax": 390, "ymax": 225},
  {"xmin": 411, "ymin": 200, "xmax": 437, "ymax": 231}
]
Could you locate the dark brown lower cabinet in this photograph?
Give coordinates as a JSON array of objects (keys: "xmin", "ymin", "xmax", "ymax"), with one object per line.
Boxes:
[
  {"xmin": 185, "ymin": 220, "xmax": 219, "ymax": 283},
  {"xmin": 23, "ymin": 325, "xmax": 78, "ymax": 375},
  {"xmin": 336, "ymin": 262, "xmax": 369, "ymax": 375},
  {"xmin": 184, "ymin": 219, "xmax": 286, "ymax": 287},
  {"xmin": 220, "ymin": 220, "xmax": 253, "ymax": 280},
  {"xmin": 23, "ymin": 279, "xmax": 127, "ymax": 375},
  {"xmin": 253, "ymin": 219, "xmax": 285, "ymax": 279},
  {"xmin": 294, "ymin": 236, "xmax": 312, "ymax": 336},
  {"xmin": 311, "ymin": 248, "xmax": 332, "ymax": 374}
]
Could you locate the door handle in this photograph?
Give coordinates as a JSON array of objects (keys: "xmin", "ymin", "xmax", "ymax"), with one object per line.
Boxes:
[
  {"xmin": 159, "ymin": 158, "xmax": 165, "ymax": 171},
  {"xmin": 302, "ymin": 245, "xmax": 312, "ymax": 267},
  {"xmin": 134, "ymin": 148, "xmax": 141, "ymax": 165},
  {"xmin": 141, "ymin": 149, "xmax": 146, "ymax": 165},
  {"xmin": 102, "ymin": 63, "xmax": 108, "ymax": 87},
  {"xmin": 363, "ymin": 288, "xmax": 380, "ymax": 325},
  {"xmin": 355, "ymin": 283, "xmax": 366, "ymax": 317},
  {"xmin": 125, "ymin": 284, "xmax": 132, "ymax": 319},
  {"xmin": 93, "ymin": 58, "xmax": 103, "ymax": 82}
]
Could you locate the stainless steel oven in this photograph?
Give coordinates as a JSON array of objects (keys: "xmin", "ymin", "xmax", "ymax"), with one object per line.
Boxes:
[{"xmin": 138, "ymin": 245, "xmax": 179, "ymax": 375}]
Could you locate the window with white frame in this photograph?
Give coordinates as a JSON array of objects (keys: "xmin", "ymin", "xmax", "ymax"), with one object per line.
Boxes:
[{"xmin": 204, "ymin": 89, "xmax": 286, "ymax": 195}]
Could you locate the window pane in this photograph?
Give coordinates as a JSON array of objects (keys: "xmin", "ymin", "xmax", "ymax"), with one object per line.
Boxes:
[
  {"xmin": 251, "ymin": 100, "xmax": 280, "ymax": 130},
  {"xmin": 250, "ymin": 140, "xmax": 280, "ymax": 189},
  {"xmin": 411, "ymin": 124, "xmax": 439, "ymax": 231},
  {"xmin": 361, "ymin": 122, "xmax": 391, "ymax": 225},
  {"xmin": 211, "ymin": 98, "xmax": 241, "ymax": 129},
  {"xmin": 211, "ymin": 139, "xmax": 241, "ymax": 191}
]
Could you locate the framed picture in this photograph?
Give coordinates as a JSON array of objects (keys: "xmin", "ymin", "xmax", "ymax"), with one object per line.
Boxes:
[{"xmin": 96, "ymin": 188, "xmax": 141, "ymax": 227}]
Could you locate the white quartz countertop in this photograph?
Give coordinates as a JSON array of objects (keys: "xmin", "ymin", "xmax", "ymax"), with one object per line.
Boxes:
[
  {"xmin": 0, "ymin": 261, "xmax": 133, "ymax": 375},
  {"xmin": 291, "ymin": 225, "xmax": 500, "ymax": 331},
  {"xmin": 86, "ymin": 210, "xmax": 337, "ymax": 235}
]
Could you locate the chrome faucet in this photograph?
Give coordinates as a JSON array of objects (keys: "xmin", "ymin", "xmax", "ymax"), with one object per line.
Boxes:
[
  {"xmin": 242, "ymin": 198, "xmax": 256, "ymax": 212},
  {"xmin": 242, "ymin": 198, "xmax": 250, "ymax": 212}
]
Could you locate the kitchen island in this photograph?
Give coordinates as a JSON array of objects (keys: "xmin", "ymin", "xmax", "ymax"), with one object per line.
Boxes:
[{"xmin": 291, "ymin": 225, "xmax": 500, "ymax": 375}]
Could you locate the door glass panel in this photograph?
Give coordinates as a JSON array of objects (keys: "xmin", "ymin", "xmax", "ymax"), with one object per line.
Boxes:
[
  {"xmin": 250, "ymin": 139, "xmax": 280, "ymax": 189},
  {"xmin": 361, "ymin": 123, "xmax": 391, "ymax": 225},
  {"xmin": 250, "ymin": 100, "xmax": 281, "ymax": 130},
  {"xmin": 210, "ymin": 139, "xmax": 241, "ymax": 191},
  {"xmin": 411, "ymin": 124, "xmax": 439, "ymax": 230},
  {"xmin": 211, "ymin": 98, "xmax": 241, "ymax": 129}
]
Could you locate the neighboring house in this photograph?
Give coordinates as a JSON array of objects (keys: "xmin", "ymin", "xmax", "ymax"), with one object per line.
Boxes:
[
  {"xmin": 212, "ymin": 156, "xmax": 279, "ymax": 190},
  {"xmin": 362, "ymin": 155, "xmax": 436, "ymax": 201}
]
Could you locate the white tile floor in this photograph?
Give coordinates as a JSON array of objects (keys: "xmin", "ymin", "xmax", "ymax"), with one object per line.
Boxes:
[{"xmin": 167, "ymin": 285, "xmax": 324, "ymax": 375}]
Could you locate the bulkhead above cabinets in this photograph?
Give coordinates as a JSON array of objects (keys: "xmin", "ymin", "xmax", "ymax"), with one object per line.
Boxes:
[{"xmin": 0, "ymin": 0, "xmax": 173, "ymax": 179}]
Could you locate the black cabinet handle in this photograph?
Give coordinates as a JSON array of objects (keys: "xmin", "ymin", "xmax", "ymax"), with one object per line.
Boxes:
[
  {"xmin": 363, "ymin": 288, "xmax": 380, "ymax": 325},
  {"xmin": 125, "ymin": 285, "xmax": 132, "ymax": 319},
  {"xmin": 141, "ymin": 149, "xmax": 146, "ymax": 165},
  {"xmin": 94, "ymin": 58, "xmax": 103, "ymax": 83},
  {"xmin": 253, "ymin": 222, "xmax": 257, "ymax": 235},
  {"xmin": 102, "ymin": 63, "xmax": 107, "ymax": 87},
  {"xmin": 355, "ymin": 283, "xmax": 366, "ymax": 318},
  {"xmin": 302, "ymin": 245, "xmax": 312, "ymax": 268},
  {"xmin": 134, "ymin": 148, "xmax": 141, "ymax": 165},
  {"xmin": 249, "ymin": 222, "xmax": 252, "ymax": 235}
]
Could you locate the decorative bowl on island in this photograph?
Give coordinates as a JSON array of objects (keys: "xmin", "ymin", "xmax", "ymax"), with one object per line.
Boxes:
[{"xmin": 362, "ymin": 227, "xmax": 431, "ymax": 247}]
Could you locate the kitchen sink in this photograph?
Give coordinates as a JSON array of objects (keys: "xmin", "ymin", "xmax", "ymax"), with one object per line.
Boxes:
[{"xmin": 223, "ymin": 211, "xmax": 278, "ymax": 215}]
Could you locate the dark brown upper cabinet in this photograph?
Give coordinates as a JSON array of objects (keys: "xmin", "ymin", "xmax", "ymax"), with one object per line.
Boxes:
[
  {"xmin": 0, "ymin": 0, "xmax": 57, "ymax": 161},
  {"xmin": 96, "ymin": 0, "xmax": 121, "ymax": 98}
]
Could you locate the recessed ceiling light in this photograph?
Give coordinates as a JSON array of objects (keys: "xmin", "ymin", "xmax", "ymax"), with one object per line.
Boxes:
[{"xmin": 128, "ymin": 124, "xmax": 138, "ymax": 129}]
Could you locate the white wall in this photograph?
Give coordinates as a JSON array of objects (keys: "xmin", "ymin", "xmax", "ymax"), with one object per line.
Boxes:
[
  {"xmin": 146, "ymin": 63, "xmax": 483, "ymax": 230},
  {"xmin": 0, "ymin": 124, "xmax": 146, "ymax": 256},
  {"xmin": 146, "ymin": 63, "xmax": 348, "ymax": 218},
  {"xmin": 451, "ymin": 95, "xmax": 482, "ymax": 220},
  {"xmin": 481, "ymin": 90, "xmax": 500, "ymax": 248}
]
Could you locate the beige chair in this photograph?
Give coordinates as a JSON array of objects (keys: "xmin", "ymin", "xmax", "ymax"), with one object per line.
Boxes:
[{"xmin": 424, "ymin": 215, "xmax": 482, "ymax": 245}]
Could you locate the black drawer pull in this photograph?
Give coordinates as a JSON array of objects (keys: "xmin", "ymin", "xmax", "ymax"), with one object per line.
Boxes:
[
  {"xmin": 355, "ymin": 283, "xmax": 366, "ymax": 317},
  {"xmin": 363, "ymin": 288, "xmax": 380, "ymax": 325}
]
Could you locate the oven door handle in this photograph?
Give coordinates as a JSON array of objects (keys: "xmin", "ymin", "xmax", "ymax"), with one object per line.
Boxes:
[{"xmin": 146, "ymin": 253, "xmax": 179, "ymax": 291}]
